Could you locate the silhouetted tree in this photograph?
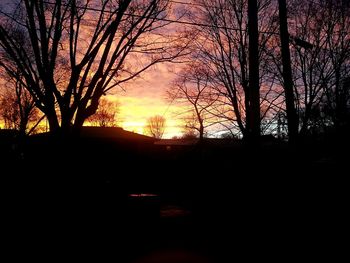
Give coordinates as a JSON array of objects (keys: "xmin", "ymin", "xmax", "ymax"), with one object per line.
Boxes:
[
  {"xmin": 87, "ymin": 98, "xmax": 119, "ymax": 127},
  {"xmin": 0, "ymin": 0, "xmax": 187, "ymax": 134},
  {"xmin": 168, "ymin": 63, "xmax": 222, "ymax": 140},
  {"xmin": 320, "ymin": 2, "xmax": 350, "ymax": 132},
  {"xmin": 220, "ymin": 131, "xmax": 237, "ymax": 139},
  {"xmin": 266, "ymin": 0, "xmax": 350, "ymax": 138},
  {"xmin": 291, "ymin": 0, "xmax": 349, "ymax": 135},
  {"xmin": 144, "ymin": 115, "xmax": 166, "ymax": 139},
  {"xmin": 247, "ymin": 0, "xmax": 261, "ymax": 141},
  {"xmin": 181, "ymin": 129, "xmax": 198, "ymax": 139},
  {"xmin": 278, "ymin": 0, "xmax": 298, "ymax": 142},
  {"xmin": 0, "ymin": 72, "xmax": 42, "ymax": 135},
  {"xmin": 181, "ymin": 112, "xmax": 204, "ymax": 139},
  {"xmin": 187, "ymin": 0, "xmax": 278, "ymax": 139}
]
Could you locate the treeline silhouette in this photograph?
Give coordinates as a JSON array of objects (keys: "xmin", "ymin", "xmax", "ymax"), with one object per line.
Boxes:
[{"xmin": 0, "ymin": 0, "xmax": 349, "ymax": 140}]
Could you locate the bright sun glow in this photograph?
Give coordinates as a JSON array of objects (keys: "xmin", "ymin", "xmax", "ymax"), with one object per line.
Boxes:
[{"xmin": 109, "ymin": 95, "xmax": 183, "ymax": 138}]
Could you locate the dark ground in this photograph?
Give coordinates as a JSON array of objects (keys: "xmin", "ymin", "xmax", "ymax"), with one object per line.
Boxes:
[{"xmin": 1, "ymin": 131, "xmax": 348, "ymax": 262}]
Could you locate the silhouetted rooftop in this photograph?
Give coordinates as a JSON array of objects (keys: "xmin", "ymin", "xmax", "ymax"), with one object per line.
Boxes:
[
  {"xmin": 154, "ymin": 139, "xmax": 199, "ymax": 146},
  {"xmin": 154, "ymin": 138, "xmax": 243, "ymax": 147}
]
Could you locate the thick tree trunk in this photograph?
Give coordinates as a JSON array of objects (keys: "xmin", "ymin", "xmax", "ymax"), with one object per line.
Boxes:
[
  {"xmin": 60, "ymin": 107, "xmax": 74, "ymax": 135},
  {"xmin": 279, "ymin": 0, "xmax": 299, "ymax": 142},
  {"xmin": 44, "ymin": 103, "xmax": 60, "ymax": 134},
  {"xmin": 247, "ymin": 0, "xmax": 261, "ymax": 142},
  {"xmin": 19, "ymin": 116, "xmax": 28, "ymax": 136},
  {"xmin": 46, "ymin": 113, "xmax": 60, "ymax": 134},
  {"xmin": 72, "ymin": 115, "xmax": 85, "ymax": 135}
]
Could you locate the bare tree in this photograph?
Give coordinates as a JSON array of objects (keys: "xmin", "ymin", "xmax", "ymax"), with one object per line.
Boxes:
[
  {"xmin": 0, "ymin": 72, "xmax": 42, "ymax": 135},
  {"xmin": 181, "ymin": 126, "xmax": 198, "ymax": 139},
  {"xmin": 167, "ymin": 63, "xmax": 222, "ymax": 140},
  {"xmin": 247, "ymin": 0, "xmax": 261, "ymax": 141},
  {"xmin": 181, "ymin": 112, "xmax": 200, "ymax": 138},
  {"xmin": 321, "ymin": 1, "xmax": 350, "ymax": 131},
  {"xmin": 278, "ymin": 0, "xmax": 298, "ymax": 142},
  {"xmin": 0, "ymin": 0, "xmax": 187, "ymax": 134},
  {"xmin": 87, "ymin": 98, "xmax": 119, "ymax": 127},
  {"xmin": 144, "ymin": 115, "xmax": 166, "ymax": 139},
  {"xmin": 188, "ymin": 0, "xmax": 278, "ymax": 139},
  {"xmin": 269, "ymin": 0, "xmax": 350, "ymax": 136}
]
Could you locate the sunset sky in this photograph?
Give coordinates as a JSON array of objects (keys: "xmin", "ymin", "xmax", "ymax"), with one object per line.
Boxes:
[
  {"xmin": 110, "ymin": 62, "xmax": 184, "ymax": 138},
  {"xmin": 107, "ymin": 2, "xmax": 190, "ymax": 138},
  {"xmin": 0, "ymin": 60, "xmax": 185, "ymax": 137}
]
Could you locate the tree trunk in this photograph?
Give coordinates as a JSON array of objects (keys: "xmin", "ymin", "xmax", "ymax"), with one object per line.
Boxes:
[
  {"xmin": 72, "ymin": 115, "xmax": 85, "ymax": 135},
  {"xmin": 334, "ymin": 67, "xmax": 345, "ymax": 131},
  {"xmin": 199, "ymin": 121, "xmax": 204, "ymax": 141},
  {"xmin": 19, "ymin": 116, "xmax": 28, "ymax": 136},
  {"xmin": 47, "ymin": 114, "xmax": 60, "ymax": 134},
  {"xmin": 45, "ymin": 107, "xmax": 60, "ymax": 134},
  {"xmin": 74, "ymin": 91, "xmax": 101, "ymax": 131},
  {"xmin": 60, "ymin": 107, "xmax": 74, "ymax": 135},
  {"xmin": 247, "ymin": 0, "xmax": 261, "ymax": 141},
  {"xmin": 299, "ymin": 99, "xmax": 314, "ymax": 136},
  {"xmin": 279, "ymin": 0, "xmax": 299, "ymax": 142}
]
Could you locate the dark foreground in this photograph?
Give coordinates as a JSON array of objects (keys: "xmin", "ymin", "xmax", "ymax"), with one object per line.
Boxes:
[{"xmin": 1, "ymin": 131, "xmax": 348, "ymax": 262}]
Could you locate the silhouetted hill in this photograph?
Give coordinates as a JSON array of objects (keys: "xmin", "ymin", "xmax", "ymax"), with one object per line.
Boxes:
[
  {"xmin": 79, "ymin": 126, "xmax": 156, "ymax": 142},
  {"xmin": 30, "ymin": 126, "xmax": 156, "ymax": 142}
]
